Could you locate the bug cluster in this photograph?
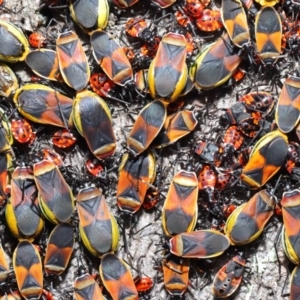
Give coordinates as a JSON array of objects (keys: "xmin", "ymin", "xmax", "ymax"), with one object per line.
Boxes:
[{"xmin": 1, "ymin": 0, "xmax": 300, "ymax": 298}]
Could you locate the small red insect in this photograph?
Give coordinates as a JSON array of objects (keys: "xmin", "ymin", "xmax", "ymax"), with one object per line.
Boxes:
[
  {"xmin": 195, "ymin": 9, "xmax": 223, "ymax": 32},
  {"xmin": 184, "ymin": 0, "xmax": 205, "ymax": 17},
  {"xmin": 85, "ymin": 158, "xmax": 104, "ymax": 177},
  {"xmin": 198, "ymin": 165, "xmax": 217, "ymax": 191},
  {"xmin": 126, "ymin": 17, "xmax": 148, "ymax": 38},
  {"xmin": 29, "ymin": 32, "xmax": 46, "ymax": 48},
  {"xmin": 52, "ymin": 129, "xmax": 76, "ymax": 148},
  {"xmin": 134, "ymin": 275, "xmax": 153, "ymax": 293},
  {"xmin": 143, "ymin": 187, "xmax": 159, "ymax": 210},
  {"xmin": 11, "ymin": 118, "xmax": 35, "ymax": 144},
  {"xmin": 89, "ymin": 73, "xmax": 115, "ymax": 97},
  {"xmin": 223, "ymin": 125, "xmax": 244, "ymax": 151}
]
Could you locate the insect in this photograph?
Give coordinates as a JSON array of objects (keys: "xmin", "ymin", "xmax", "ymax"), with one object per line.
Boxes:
[
  {"xmin": 13, "ymin": 84, "xmax": 73, "ymax": 128},
  {"xmin": 99, "ymin": 253, "xmax": 138, "ymax": 300},
  {"xmin": 33, "ymin": 159, "xmax": 74, "ymax": 224},
  {"xmin": 13, "ymin": 241, "xmax": 43, "ymax": 300},
  {"xmin": 28, "ymin": 32, "xmax": 46, "ymax": 48},
  {"xmin": 91, "ymin": 30, "xmax": 133, "ymax": 86},
  {"xmin": 163, "ymin": 255, "xmax": 190, "ymax": 297},
  {"xmin": 77, "ymin": 184, "xmax": 119, "ymax": 257},
  {"xmin": 117, "ymin": 151, "xmax": 156, "ymax": 216},
  {"xmin": 162, "ymin": 169, "xmax": 198, "ymax": 236},
  {"xmin": 56, "ymin": 30, "xmax": 90, "ymax": 91},
  {"xmin": 52, "ymin": 129, "xmax": 76, "ymax": 148},
  {"xmin": 148, "ymin": 32, "xmax": 188, "ymax": 102},
  {"xmin": 221, "ymin": 0, "xmax": 250, "ymax": 48},
  {"xmin": 25, "ymin": 49, "xmax": 63, "ymax": 82},
  {"xmin": 89, "ymin": 72, "xmax": 115, "ymax": 97},
  {"xmin": 168, "ymin": 230, "xmax": 230, "ymax": 258},
  {"xmin": 190, "ymin": 34, "xmax": 242, "ymax": 90},
  {"xmin": 0, "ymin": 20, "xmax": 30, "ymax": 62},
  {"xmin": 72, "ymin": 90, "xmax": 116, "ymax": 159},
  {"xmin": 69, "ymin": 0, "xmax": 109, "ymax": 32},
  {"xmin": 44, "ymin": 223, "xmax": 74, "ymax": 275},
  {"xmin": 240, "ymin": 130, "xmax": 288, "ymax": 189},
  {"xmin": 275, "ymin": 76, "xmax": 300, "ymax": 133},
  {"xmin": 255, "ymin": 6, "xmax": 282, "ymax": 66},
  {"xmin": 195, "ymin": 9, "xmax": 223, "ymax": 32},
  {"xmin": 212, "ymin": 253, "xmax": 247, "ymax": 298},
  {"xmin": 5, "ymin": 165, "xmax": 44, "ymax": 241},
  {"xmin": 224, "ymin": 190, "xmax": 275, "ymax": 245},
  {"xmin": 127, "ymin": 100, "xmax": 166, "ymax": 156},
  {"xmin": 11, "ymin": 118, "xmax": 35, "ymax": 144}
]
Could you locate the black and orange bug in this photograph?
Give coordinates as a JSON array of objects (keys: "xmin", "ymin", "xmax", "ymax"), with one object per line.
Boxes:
[
  {"xmin": 0, "ymin": 20, "xmax": 30, "ymax": 62},
  {"xmin": 168, "ymin": 230, "xmax": 230, "ymax": 258},
  {"xmin": 239, "ymin": 91, "xmax": 274, "ymax": 117},
  {"xmin": 72, "ymin": 90, "xmax": 116, "ymax": 160},
  {"xmin": 224, "ymin": 190, "xmax": 275, "ymax": 246},
  {"xmin": 0, "ymin": 243, "xmax": 12, "ymax": 284},
  {"xmin": 91, "ymin": 30, "xmax": 133, "ymax": 86},
  {"xmin": 99, "ymin": 253, "xmax": 138, "ymax": 300},
  {"xmin": 0, "ymin": 62, "xmax": 19, "ymax": 97},
  {"xmin": 5, "ymin": 165, "xmax": 44, "ymax": 241},
  {"xmin": 13, "ymin": 84, "xmax": 73, "ymax": 128},
  {"xmin": 238, "ymin": 117, "xmax": 261, "ymax": 138},
  {"xmin": 112, "ymin": 0, "xmax": 139, "ymax": 8},
  {"xmin": 44, "ymin": 223, "xmax": 74, "ymax": 275},
  {"xmin": 153, "ymin": 109, "xmax": 198, "ymax": 148},
  {"xmin": 28, "ymin": 32, "xmax": 46, "ymax": 48},
  {"xmin": 255, "ymin": 6, "xmax": 282, "ymax": 66},
  {"xmin": 190, "ymin": 34, "xmax": 242, "ymax": 90},
  {"xmin": 13, "ymin": 241, "xmax": 43, "ymax": 300},
  {"xmin": 69, "ymin": 0, "xmax": 109, "ymax": 32},
  {"xmin": 221, "ymin": 0, "xmax": 250, "ymax": 48},
  {"xmin": 11, "ymin": 118, "xmax": 34, "ymax": 144},
  {"xmin": 240, "ymin": 130, "xmax": 288, "ymax": 189},
  {"xmin": 117, "ymin": 151, "xmax": 156, "ymax": 216},
  {"xmin": 195, "ymin": 9, "xmax": 223, "ymax": 32},
  {"xmin": 163, "ymin": 255, "xmax": 190, "ymax": 297},
  {"xmin": 127, "ymin": 100, "xmax": 166, "ymax": 156},
  {"xmin": 89, "ymin": 72, "xmax": 115, "ymax": 97},
  {"xmin": 85, "ymin": 158, "xmax": 104, "ymax": 177},
  {"xmin": 212, "ymin": 253, "xmax": 247, "ymax": 298},
  {"xmin": 74, "ymin": 261, "xmax": 104, "ymax": 300},
  {"xmin": 25, "ymin": 49, "xmax": 63, "ymax": 82},
  {"xmin": 52, "ymin": 129, "xmax": 77, "ymax": 148},
  {"xmin": 76, "ymin": 184, "xmax": 119, "ymax": 257},
  {"xmin": 281, "ymin": 189, "xmax": 300, "ymax": 264},
  {"xmin": 162, "ymin": 169, "xmax": 198, "ymax": 236},
  {"xmin": 275, "ymin": 76, "xmax": 300, "ymax": 133},
  {"xmin": 56, "ymin": 30, "xmax": 90, "ymax": 91},
  {"xmin": 148, "ymin": 32, "xmax": 188, "ymax": 102},
  {"xmin": 33, "ymin": 159, "xmax": 74, "ymax": 224}
]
